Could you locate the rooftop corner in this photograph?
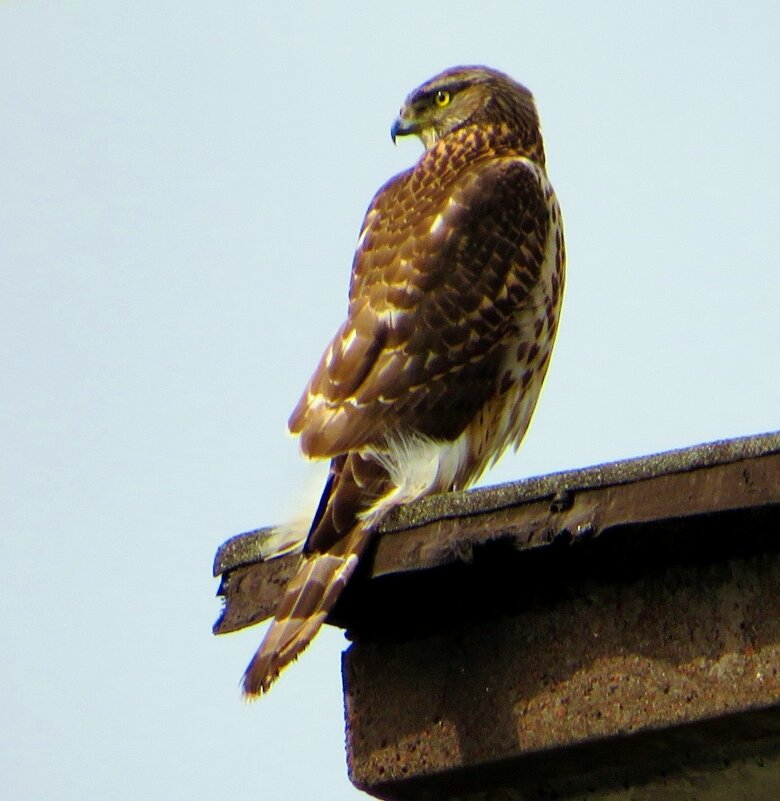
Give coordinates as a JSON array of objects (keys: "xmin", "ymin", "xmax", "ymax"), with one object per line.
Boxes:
[{"xmin": 214, "ymin": 431, "xmax": 780, "ymax": 800}]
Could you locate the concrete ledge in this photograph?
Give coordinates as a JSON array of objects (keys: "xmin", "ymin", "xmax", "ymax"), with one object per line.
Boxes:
[
  {"xmin": 213, "ymin": 431, "xmax": 780, "ymax": 799},
  {"xmin": 344, "ymin": 550, "xmax": 780, "ymax": 799},
  {"xmin": 213, "ymin": 431, "xmax": 780, "ymax": 633}
]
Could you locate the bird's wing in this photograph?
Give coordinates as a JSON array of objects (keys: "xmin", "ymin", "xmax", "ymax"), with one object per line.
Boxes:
[{"xmin": 288, "ymin": 151, "xmax": 551, "ymax": 458}]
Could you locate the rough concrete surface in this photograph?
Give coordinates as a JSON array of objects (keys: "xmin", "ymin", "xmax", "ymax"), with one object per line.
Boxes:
[
  {"xmin": 211, "ymin": 431, "xmax": 780, "ymax": 800},
  {"xmin": 448, "ymin": 746, "xmax": 780, "ymax": 801},
  {"xmin": 345, "ymin": 551, "xmax": 780, "ymax": 799}
]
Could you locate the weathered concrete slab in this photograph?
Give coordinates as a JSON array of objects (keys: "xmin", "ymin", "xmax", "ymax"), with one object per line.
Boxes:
[
  {"xmin": 212, "ymin": 431, "xmax": 780, "ymax": 799},
  {"xmin": 344, "ymin": 549, "xmax": 780, "ymax": 799}
]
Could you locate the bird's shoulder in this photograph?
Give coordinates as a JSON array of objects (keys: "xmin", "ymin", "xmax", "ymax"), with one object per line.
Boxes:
[{"xmin": 349, "ymin": 129, "xmax": 550, "ymax": 304}]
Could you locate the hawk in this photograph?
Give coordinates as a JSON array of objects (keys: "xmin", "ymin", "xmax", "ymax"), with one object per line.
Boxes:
[{"xmin": 243, "ymin": 65, "xmax": 565, "ymax": 696}]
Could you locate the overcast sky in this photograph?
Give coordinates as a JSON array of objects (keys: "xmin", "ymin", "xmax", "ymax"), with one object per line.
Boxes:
[{"xmin": 2, "ymin": 2, "xmax": 778, "ymax": 800}]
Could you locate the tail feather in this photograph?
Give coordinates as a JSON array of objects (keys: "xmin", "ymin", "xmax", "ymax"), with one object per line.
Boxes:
[
  {"xmin": 242, "ymin": 524, "xmax": 372, "ymax": 696},
  {"xmin": 242, "ymin": 453, "xmax": 388, "ymax": 697}
]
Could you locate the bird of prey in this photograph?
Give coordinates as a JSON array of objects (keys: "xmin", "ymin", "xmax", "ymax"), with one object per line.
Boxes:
[{"xmin": 242, "ymin": 65, "xmax": 565, "ymax": 696}]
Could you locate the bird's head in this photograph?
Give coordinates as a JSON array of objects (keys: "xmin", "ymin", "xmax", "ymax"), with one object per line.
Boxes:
[{"xmin": 391, "ymin": 65, "xmax": 541, "ymax": 153}]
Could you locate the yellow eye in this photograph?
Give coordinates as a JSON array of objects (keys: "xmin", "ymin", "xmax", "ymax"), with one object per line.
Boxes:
[{"xmin": 434, "ymin": 89, "xmax": 451, "ymax": 107}]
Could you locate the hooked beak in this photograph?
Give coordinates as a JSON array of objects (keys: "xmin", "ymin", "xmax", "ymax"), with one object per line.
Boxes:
[{"xmin": 390, "ymin": 106, "xmax": 419, "ymax": 143}]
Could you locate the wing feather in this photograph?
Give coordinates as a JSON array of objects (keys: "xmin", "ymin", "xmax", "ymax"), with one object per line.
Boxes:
[{"xmin": 289, "ymin": 147, "xmax": 550, "ymax": 458}]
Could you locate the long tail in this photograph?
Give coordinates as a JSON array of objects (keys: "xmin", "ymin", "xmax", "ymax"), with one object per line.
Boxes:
[{"xmin": 242, "ymin": 452, "xmax": 388, "ymax": 697}]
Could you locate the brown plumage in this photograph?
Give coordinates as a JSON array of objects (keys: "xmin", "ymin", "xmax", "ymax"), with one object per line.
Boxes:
[{"xmin": 242, "ymin": 65, "xmax": 565, "ymax": 696}]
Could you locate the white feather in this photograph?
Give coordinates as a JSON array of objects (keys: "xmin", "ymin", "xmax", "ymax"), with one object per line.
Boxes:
[
  {"xmin": 255, "ymin": 522, "xmax": 308, "ymax": 560},
  {"xmin": 360, "ymin": 430, "xmax": 470, "ymax": 523}
]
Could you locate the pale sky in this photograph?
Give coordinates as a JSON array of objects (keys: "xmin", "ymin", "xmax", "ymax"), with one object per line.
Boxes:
[{"xmin": 2, "ymin": 2, "xmax": 778, "ymax": 800}]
